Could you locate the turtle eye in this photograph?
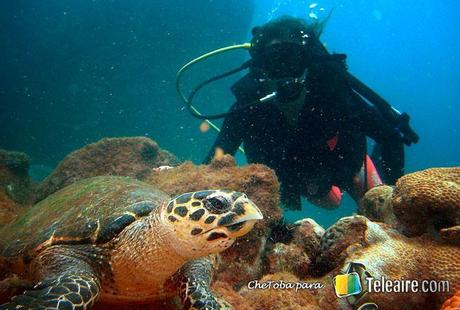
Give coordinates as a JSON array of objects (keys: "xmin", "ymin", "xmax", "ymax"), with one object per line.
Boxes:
[{"xmin": 205, "ymin": 196, "xmax": 229, "ymax": 214}]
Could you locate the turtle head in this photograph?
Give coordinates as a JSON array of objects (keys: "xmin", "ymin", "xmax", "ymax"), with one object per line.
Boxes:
[{"xmin": 161, "ymin": 190, "xmax": 263, "ymax": 258}]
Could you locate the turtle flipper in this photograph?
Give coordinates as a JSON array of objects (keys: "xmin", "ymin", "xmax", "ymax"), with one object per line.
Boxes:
[
  {"xmin": 177, "ymin": 258, "xmax": 219, "ymax": 310},
  {"xmin": 1, "ymin": 245, "xmax": 101, "ymax": 309},
  {"xmin": 0, "ymin": 273, "xmax": 100, "ymax": 309}
]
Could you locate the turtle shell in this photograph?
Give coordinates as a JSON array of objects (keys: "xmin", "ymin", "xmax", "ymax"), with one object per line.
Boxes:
[{"xmin": 0, "ymin": 176, "xmax": 169, "ymax": 258}]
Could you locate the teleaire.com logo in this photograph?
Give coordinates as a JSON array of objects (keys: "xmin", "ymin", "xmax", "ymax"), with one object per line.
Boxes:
[{"xmin": 333, "ymin": 262, "xmax": 450, "ymax": 310}]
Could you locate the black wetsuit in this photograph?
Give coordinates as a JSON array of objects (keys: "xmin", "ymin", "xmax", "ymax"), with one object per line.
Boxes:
[{"xmin": 204, "ymin": 57, "xmax": 404, "ymax": 210}]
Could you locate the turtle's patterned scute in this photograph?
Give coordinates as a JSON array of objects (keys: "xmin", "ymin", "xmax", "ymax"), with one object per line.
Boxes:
[
  {"xmin": 0, "ymin": 177, "xmax": 263, "ymax": 309},
  {"xmin": 0, "ymin": 176, "xmax": 168, "ymax": 258}
]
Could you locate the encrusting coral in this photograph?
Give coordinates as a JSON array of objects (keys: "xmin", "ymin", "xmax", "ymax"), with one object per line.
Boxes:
[
  {"xmin": 358, "ymin": 167, "xmax": 460, "ymax": 244},
  {"xmin": 265, "ymin": 218, "xmax": 325, "ymax": 278},
  {"xmin": 0, "ymin": 150, "xmax": 34, "ymax": 227},
  {"xmin": 318, "ymin": 215, "xmax": 460, "ymax": 309},
  {"xmin": 0, "ymin": 191, "xmax": 18, "ymax": 228},
  {"xmin": 358, "ymin": 185, "xmax": 396, "ymax": 225},
  {"xmin": 35, "ymin": 137, "xmax": 177, "ymax": 202},
  {"xmin": 0, "ymin": 150, "xmax": 34, "ymax": 205},
  {"xmin": 392, "ymin": 167, "xmax": 460, "ymax": 238}
]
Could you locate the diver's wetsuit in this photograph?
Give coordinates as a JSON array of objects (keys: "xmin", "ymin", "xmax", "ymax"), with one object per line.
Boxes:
[{"xmin": 204, "ymin": 57, "xmax": 404, "ymax": 210}]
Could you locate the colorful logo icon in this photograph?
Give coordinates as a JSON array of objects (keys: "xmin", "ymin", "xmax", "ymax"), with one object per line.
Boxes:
[{"xmin": 333, "ymin": 271, "xmax": 363, "ymax": 298}]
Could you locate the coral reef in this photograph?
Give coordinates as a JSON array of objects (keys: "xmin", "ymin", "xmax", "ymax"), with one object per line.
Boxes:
[
  {"xmin": 212, "ymin": 281, "xmax": 251, "ymax": 310},
  {"xmin": 265, "ymin": 218, "xmax": 325, "ymax": 278},
  {"xmin": 318, "ymin": 216, "xmax": 460, "ymax": 309},
  {"xmin": 214, "ymin": 215, "xmax": 460, "ymax": 310},
  {"xmin": 148, "ymin": 154, "xmax": 282, "ymax": 287},
  {"xmin": 0, "ymin": 191, "xmax": 18, "ymax": 228},
  {"xmin": 358, "ymin": 185, "xmax": 396, "ymax": 225},
  {"xmin": 266, "ymin": 243, "xmax": 310, "ymax": 277},
  {"xmin": 0, "ymin": 150, "xmax": 34, "ymax": 204},
  {"xmin": 392, "ymin": 167, "xmax": 460, "ymax": 237},
  {"xmin": 359, "ymin": 167, "xmax": 460, "ymax": 244},
  {"xmin": 2, "ymin": 136, "xmax": 458, "ymax": 310},
  {"xmin": 35, "ymin": 137, "xmax": 178, "ymax": 202},
  {"xmin": 290, "ymin": 218, "xmax": 324, "ymax": 260},
  {"xmin": 315, "ymin": 215, "xmax": 371, "ymax": 275}
]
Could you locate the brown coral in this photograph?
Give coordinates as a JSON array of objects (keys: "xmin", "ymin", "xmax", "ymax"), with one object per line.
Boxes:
[
  {"xmin": 315, "ymin": 215, "xmax": 370, "ymax": 275},
  {"xmin": 291, "ymin": 218, "xmax": 325, "ymax": 259},
  {"xmin": 0, "ymin": 150, "xmax": 34, "ymax": 204},
  {"xmin": 148, "ymin": 154, "xmax": 282, "ymax": 287},
  {"xmin": 266, "ymin": 243, "xmax": 311, "ymax": 277},
  {"xmin": 0, "ymin": 191, "xmax": 18, "ymax": 228},
  {"xmin": 212, "ymin": 281, "xmax": 253, "ymax": 310},
  {"xmin": 35, "ymin": 137, "xmax": 177, "ymax": 202},
  {"xmin": 318, "ymin": 216, "xmax": 460, "ymax": 309},
  {"xmin": 358, "ymin": 185, "xmax": 396, "ymax": 225},
  {"xmin": 263, "ymin": 218, "xmax": 324, "ymax": 277},
  {"xmin": 392, "ymin": 167, "xmax": 460, "ymax": 237}
]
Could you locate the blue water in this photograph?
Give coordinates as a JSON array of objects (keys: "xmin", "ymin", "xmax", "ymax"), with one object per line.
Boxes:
[
  {"xmin": 1, "ymin": 0, "xmax": 459, "ymax": 227},
  {"xmin": 252, "ymin": 0, "xmax": 460, "ymax": 225}
]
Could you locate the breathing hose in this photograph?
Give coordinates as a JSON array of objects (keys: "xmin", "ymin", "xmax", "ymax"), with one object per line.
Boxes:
[{"xmin": 176, "ymin": 43, "xmax": 252, "ymax": 154}]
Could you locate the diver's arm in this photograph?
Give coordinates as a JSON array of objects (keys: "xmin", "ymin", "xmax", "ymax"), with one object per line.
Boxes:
[
  {"xmin": 203, "ymin": 104, "xmax": 243, "ymax": 164},
  {"xmin": 352, "ymin": 92, "xmax": 405, "ymax": 184},
  {"xmin": 309, "ymin": 54, "xmax": 405, "ymax": 183}
]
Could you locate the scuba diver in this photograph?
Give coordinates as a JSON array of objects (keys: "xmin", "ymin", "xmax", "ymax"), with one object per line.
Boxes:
[{"xmin": 177, "ymin": 16, "xmax": 418, "ymax": 210}]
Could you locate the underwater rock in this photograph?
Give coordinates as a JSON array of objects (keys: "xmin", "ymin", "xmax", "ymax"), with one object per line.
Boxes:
[
  {"xmin": 35, "ymin": 137, "xmax": 178, "ymax": 202},
  {"xmin": 212, "ymin": 281, "xmax": 252, "ymax": 310},
  {"xmin": 0, "ymin": 149, "xmax": 34, "ymax": 204},
  {"xmin": 0, "ymin": 191, "xmax": 18, "ymax": 228},
  {"xmin": 358, "ymin": 185, "xmax": 396, "ymax": 225},
  {"xmin": 441, "ymin": 290, "xmax": 460, "ymax": 310},
  {"xmin": 266, "ymin": 243, "xmax": 310, "ymax": 277},
  {"xmin": 359, "ymin": 167, "xmax": 460, "ymax": 244},
  {"xmin": 315, "ymin": 215, "xmax": 370, "ymax": 275},
  {"xmin": 264, "ymin": 218, "xmax": 324, "ymax": 277},
  {"xmin": 318, "ymin": 216, "xmax": 460, "ymax": 309},
  {"xmin": 291, "ymin": 218, "xmax": 324, "ymax": 258},
  {"xmin": 148, "ymin": 154, "xmax": 282, "ymax": 287},
  {"xmin": 392, "ymin": 167, "xmax": 460, "ymax": 238}
]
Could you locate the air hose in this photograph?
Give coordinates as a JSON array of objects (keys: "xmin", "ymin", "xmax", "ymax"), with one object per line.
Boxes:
[{"xmin": 176, "ymin": 43, "xmax": 252, "ymax": 154}]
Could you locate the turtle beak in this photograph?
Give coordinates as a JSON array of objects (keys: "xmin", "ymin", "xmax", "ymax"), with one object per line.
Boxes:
[{"xmin": 225, "ymin": 199, "xmax": 263, "ymax": 238}]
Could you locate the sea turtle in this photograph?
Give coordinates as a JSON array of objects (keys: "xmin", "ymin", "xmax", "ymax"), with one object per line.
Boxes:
[{"xmin": 0, "ymin": 176, "xmax": 263, "ymax": 309}]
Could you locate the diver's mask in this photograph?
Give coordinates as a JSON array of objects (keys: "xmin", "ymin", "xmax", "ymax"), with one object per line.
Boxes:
[{"xmin": 253, "ymin": 42, "xmax": 309, "ymax": 79}]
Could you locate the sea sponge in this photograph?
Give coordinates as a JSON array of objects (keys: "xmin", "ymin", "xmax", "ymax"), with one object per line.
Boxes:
[
  {"xmin": 392, "ymin": 167, "xmax": 460, "ymax": 237},
  {"xmin": 148, "ymin": 154, "xmax": 282, "ymax": 287},
  {"xmin": 35, "ymin": 137, "xmax": 178, "ymax": 202}
]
